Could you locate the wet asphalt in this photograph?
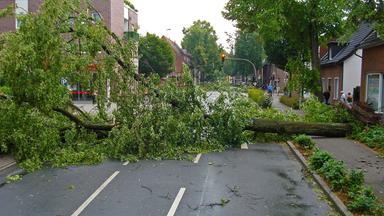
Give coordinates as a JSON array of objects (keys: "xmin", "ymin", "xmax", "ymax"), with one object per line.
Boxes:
[{"xmin": 0, "ymin": 143, "xmax": 335, "ymax": 216}]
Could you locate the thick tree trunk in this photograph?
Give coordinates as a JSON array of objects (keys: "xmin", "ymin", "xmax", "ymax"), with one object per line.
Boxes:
[
  {"xmin": 244, "ymin": 119, "xmax": 351, "ymax": 137},
  {"xmin": 309, "ymin": 23, "xmax": 322, "ymax": 97}
]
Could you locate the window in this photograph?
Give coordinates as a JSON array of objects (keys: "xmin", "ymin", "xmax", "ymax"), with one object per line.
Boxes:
[
  {"xmin": 91, "ymin": 11, "xmax": 101, "ymax": 22},
  {"xmin": 334, "ymin": 78, "xmax": 339, "ymax": 99},
  {"xmin": 321, "ymin": 78, "xmax": 326, "ymax": 93},
  {"xmin": 328, "ymin": 78, "xmax": 332, "ymax": 92},
  {"xmin": 366, "ymin": 74, "xmax": 383, "ymax": 112},
  {"xmin": 15, "ymin": 0, "xmax": 28, "ymax": 29}
]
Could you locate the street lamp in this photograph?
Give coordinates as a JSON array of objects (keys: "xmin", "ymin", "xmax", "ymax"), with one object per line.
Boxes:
[{"xmin": 224, "ymin": 57, "xmax": 262, "ymax": 85}]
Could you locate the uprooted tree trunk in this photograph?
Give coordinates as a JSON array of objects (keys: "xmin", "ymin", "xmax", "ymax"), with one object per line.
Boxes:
[
  {"xmin": 244, "ymin": 119, "xmax": 351, "ymax": 137},
  {"xmin": 1, "ymin": 94, "xmax": 352, "ymax": 137}
]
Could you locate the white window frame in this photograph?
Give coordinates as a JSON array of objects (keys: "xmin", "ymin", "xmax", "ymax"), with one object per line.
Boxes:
[
  {"xmin": 321, "ymin": 78, "xmax": 326, "ymax": 93},
  {"xmin": 328, "ymin": 78, "xmax": 332, "ymax": 92},
  {"xmin": 334, "ymin": 77, "xmax": 339, "ymax": 99},
  {"xmin": 366, "ymin": 73, "xmax": 383, "ymax": 113},
  {"xmin": 15, "ymin": 0, "xmax": 28, "ymax": 29}
]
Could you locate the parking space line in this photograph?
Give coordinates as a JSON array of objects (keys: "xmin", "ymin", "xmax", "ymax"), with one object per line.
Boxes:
[
  {"xmin": 122, "ymin": 161, "xmax": 129, "ymax": 166},
  {"xmin": 71, "ymin": 171, "xmax": 120, "ymax": 216},
  {"xmin": 241, "ymin": 143, "xmax": 248, "ymax": 149},
  {"xmin": 193, "ymin": 153, "xmax": 202, "ymax": 164},
  {"xmin": 167, "ymin": 188, "xmax": 186, "ymax": 216}
]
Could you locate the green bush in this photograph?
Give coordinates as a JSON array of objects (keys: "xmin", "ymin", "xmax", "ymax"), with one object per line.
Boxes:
[
  {"xmin": 318, "ymin": 159, "xmax": 347, "ymax": 191},
  {"xmin": 347, "ymin": 170, "xmax": 364, "ymax": 191},
  {"xmin": 309, "ymin": 148, "xmax": 333, "ymax": 170},
  {"xmin": 248, "ymin": 88, "xmax": 265, "ymax": 105},
  {"xmin": 280, "ymin": 95, "xmax": 300, "ymax": 109},
  {"xmin": 293, "ymin": 134, "xmax": 315, "ymax": 149},
  {"xmin": 354, "ymin": 126, "xmax": 384, "ymax": 149},
  {"xmin": 348, "ymin": 187, "xmax": 377, "ymax": 213},
  {"xmin": 301, "ymin": 97, "xmax": 336, "ymax": 123}
]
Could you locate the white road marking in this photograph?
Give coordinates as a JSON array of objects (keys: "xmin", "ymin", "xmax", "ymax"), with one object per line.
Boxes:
[
  {"xmin": 167, "ymin": 188, "xmax": 186, "ymax": 216},
  {"xmin": 123, "ymin": 161, "xmax": 129, "ymax": 166},
  {"xmin": 71, "ymin": 171, "xmax": 120, "ymax": 216},
  {"xmin": 241, "ymin": 143, "xmax": 249, "ymax": 149},
  {"xmin": 193, "ymin": 153, "xmax": 202, "ymax": 164}
]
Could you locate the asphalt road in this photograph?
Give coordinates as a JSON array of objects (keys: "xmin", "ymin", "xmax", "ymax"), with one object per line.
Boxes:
[{"xmin": 0, "ymin": 143, "xmax": 336, "ymax": 216}]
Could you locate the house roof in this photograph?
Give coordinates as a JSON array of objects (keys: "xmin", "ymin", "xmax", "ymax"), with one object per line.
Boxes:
[
  {"xmin": 321, "ymin": 23, "xmax": 373, "ymax": 66},
  {"xmin": 359, "ymin": 31, "xmax": 384, "ymax": 49}
]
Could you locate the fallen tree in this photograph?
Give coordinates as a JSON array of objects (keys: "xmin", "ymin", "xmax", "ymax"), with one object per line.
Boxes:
[{"xmin": 244, "ymin": 119, "xmax": 351, "ymax": 137}]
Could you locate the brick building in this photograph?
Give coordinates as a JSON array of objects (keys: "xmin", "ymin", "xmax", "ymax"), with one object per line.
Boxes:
[
  {"xmin": 262, "ymin": 63, "xmax": 289, "ymax": 92},
  {"xmin": 0, "ymin": 0, "xmax": 139, "ymax": 101},
  {"xmin": 359, "ymin": 32, "xmax": 384, "ymax": 113},
  {"xmin": 162, "ymin": 37, "xmax": 193, "ymax": 78},
  {"xmin": 320, "ymin": 23, "xmax": 373, "ymax": 104},
  {"xmin": 0, "ymin": 0, "xmax": 138, "ymax": 37}
]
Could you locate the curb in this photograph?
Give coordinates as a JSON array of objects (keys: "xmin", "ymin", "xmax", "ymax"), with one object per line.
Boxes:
[
  {"xmin": 0, "ymin": 164, "xmax": 26, "ymax": 187},
  {"xmin": 286, "ymin": 141, "xmax": 353, "ymax": 216}
]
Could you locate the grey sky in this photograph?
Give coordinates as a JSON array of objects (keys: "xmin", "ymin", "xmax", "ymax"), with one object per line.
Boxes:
[{"xmin": 130, "ymin": 0, "xmax": 237, "ymax": 49}]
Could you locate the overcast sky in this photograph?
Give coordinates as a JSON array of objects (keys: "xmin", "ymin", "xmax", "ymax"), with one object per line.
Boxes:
[{"xmin": 130, "ymin": 0, "xmax": 237, "ymax": 50}]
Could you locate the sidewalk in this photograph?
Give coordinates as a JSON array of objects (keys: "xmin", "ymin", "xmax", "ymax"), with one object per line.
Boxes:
[
  {"xmin": 0, "ymin": 155, "xmax": 22, "ymax": 185},
  {"xmin": 271, "ymin": 94, "xmax": 304, "ymax": 116},
  {"xmin": 314, "ymin": 137, "xmax": 384, "ymax": 199}
]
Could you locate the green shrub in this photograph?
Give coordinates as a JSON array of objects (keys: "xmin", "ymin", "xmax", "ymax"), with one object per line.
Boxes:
[
  {"xmin": 347, "ymin": 170, "xmax": 365, "ymax": 192},
  {"xmin": 301, "ymin": 97, "xmax": 336, "ymax": 123},
  {"xmin": 354, "ymin": 126, "xmax": 384, "ymax": 149},
  {"xmin": 348, "ymin": 187, "xmax": 377, "ymax": 213},
  {"xmin": 318, "ymin": 159, "xmax": 347, "ymax": 191},
  {"xmin": 248, "ymin": 88, "xmax": 265, "ymax": 105},
  {"xmin": 293, "ymin": 134, "xmax": 315, "ymax": 149},
  {"xmin": 309, "ymin": 148, "xmax": 333, "ymax": 171},
  {"xmin": 280, "ymin": 95, "xmax": 300, "ymax": 109}
]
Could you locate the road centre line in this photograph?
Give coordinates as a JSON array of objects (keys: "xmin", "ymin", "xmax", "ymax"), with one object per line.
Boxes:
[
  {"xmin": 167, "ymin": 187, "xmax": 186, "ymax": 216},
  {"xmin": 193, "ymin": 153, "xmax": 202, "ymax": 164},
  {"xmin": 241, "ymin": 143, "xmax": 249, "ymax": 149},
  {"xmin": 122, "ymin": 161, "xmax": 129, "ymax": 166},
  {"xmin": 71, "ymin": 171, "xmax": 120, "ymax": 216}
]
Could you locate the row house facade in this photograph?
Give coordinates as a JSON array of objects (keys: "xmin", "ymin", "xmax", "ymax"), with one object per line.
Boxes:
[
  {"xmin": 360, "ymin": 32, "xmax": 384, "ymax": 113},
  {"xmin": 0, "ymin": 0, "xmax": 139, "ymax": 102},
  {"xmin": 320, "ymin": 23, "xmax": 384, "ymax": 117},
  {"xmin": 320, "ymin": 23, "xmax": 373, "ymax": 103},
  {"xmin": 162, "ymin": 37, "xmax": 193, "ymax": 79}
]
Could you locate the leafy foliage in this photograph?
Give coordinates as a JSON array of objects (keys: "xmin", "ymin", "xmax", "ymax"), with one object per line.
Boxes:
[
  {"xmin": 286, "ymin": 59, "xmax": 320, "ymax": 98},
  {"xmin": 139, "ymin": 33, "xmax": 175, "ymax": 77},
  {"xmin": 233, "ymin": 31, "xmax": 263, "ymax": 77},
  {"xmin": 181, "ymin": 20, "xmax": 221, "ymax": 82},
  {"xmin": 293, "ymin": 134, "xmax": 315, "ymax": 149},
  {"xmin": 309, "ymin": 148, "xmax": 383, "ymax": 214},
  {"xmin": 353, "ymin": 126, "xmax": 384, "ymax": 149},
  {"xmin": 280, "ymin": 95, "xmax": 300, "ymax": 110}
]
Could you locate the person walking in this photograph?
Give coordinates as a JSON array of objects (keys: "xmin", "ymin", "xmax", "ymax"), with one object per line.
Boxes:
[
  {"xmin": 340, "ymin": 91, "xmax": 346, "ymax": 103},
  {"xmin": 323, "ymin": 91, "xmax": 330, "ymax": 105},
  {"xmin": 267, "ymin": 84, "xmax": 273, "ymax": 96}
]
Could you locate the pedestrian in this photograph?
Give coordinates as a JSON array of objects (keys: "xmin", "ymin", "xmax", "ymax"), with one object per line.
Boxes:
[
  {"xmin": 276, "ymin": 86, "xmax": 280, "ymax": 96},
  {"xmin": 340, "ymin": 91, "xmax": 346, "ymax": 103},
  {"xmin": 267, "ymin": 84, "xmax": 273, "ymax": 96},
  {"xmin": 323, "ymin": 91, "xmax": 330, "ymax": 105}
]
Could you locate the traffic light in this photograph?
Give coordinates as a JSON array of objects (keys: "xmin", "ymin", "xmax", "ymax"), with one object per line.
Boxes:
[{"xmin": 221, "ymin": 53, "xmax": 226, "ymax": 63}]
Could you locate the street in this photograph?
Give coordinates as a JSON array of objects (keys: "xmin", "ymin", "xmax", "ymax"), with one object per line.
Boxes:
[{"xmin": 0, "ymin": 144, "xmax": 335, "ymax": 216}]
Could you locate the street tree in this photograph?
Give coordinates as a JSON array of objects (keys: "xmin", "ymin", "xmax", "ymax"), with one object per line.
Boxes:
[
  {"xmin": 181, "ymin": 20, "xmax": 221, "ymax": 82},
  {"xmin": 223, "ymin": 0, "xmax": 349, "ymax": 91},
  {"xmin": 233, "ymin": 31, "xmax": 263, "ymax": 79},
  {"xmin": 139, "ymin": 33, "xmax": 175, "ymax": 77}
]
